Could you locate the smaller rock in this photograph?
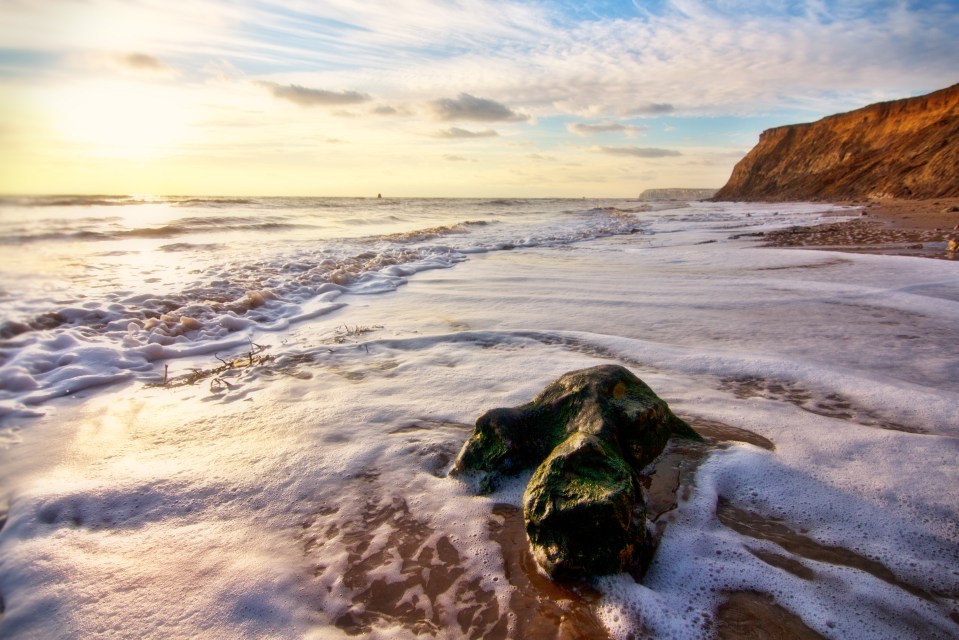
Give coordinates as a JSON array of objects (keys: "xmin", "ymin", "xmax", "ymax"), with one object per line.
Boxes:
[{"xmin": 524, "ymin": 432, "xmax": 645, "ymax": 578}]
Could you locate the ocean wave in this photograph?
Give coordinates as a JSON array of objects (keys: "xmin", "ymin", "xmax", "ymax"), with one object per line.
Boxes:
[
  {"xmin": 159, "ymin": 243, "xmax": 221, "ymax": 253},
  {"xmin": 0, "ymin": 199, "xmax": 662, "ymax": 411},
  {"xmin": 0, "ymin": 195, "xmax": 152, "ymax": 208},
  {"xmin": 587, "ymin": 205, "xmax": 651, "ymax": 214},
  {"xmin": 0, "ymin": 243, "xmax": 469, "ymax": 408},
  {"xmin": 0, "ymin": 195, "xmax": 265, "ymax": 208},
  {"xmin": 120, "ymin": 216, "xmax": 301, "ymax": 239},
  {"xmin": 369, "ymin": 221, "xmax": 480, "ymax": 243},
  {"xmin": 171, "ymin": 197, "xmax": 258, "ymax": 207},
  {"xmin": 0, "ymin": 219, "xmax": 303, "ymax": 244},
  {"xmin": 481, "ymin": 198, "xmax": 528, "ymax": 206},
  {"xmin": 0, "ymin": 230, "xmax": 110, "ymax": 245}
]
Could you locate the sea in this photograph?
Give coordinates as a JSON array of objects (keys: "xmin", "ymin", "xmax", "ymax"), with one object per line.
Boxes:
[{"xmin": 0, "ymin": 195, "xmax": 957, "ymax": 639}]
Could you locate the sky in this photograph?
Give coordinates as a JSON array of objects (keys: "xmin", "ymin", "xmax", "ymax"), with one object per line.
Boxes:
[{"xmin": 0, "ymin": 0, "xmax": 957, "ymax": 198}]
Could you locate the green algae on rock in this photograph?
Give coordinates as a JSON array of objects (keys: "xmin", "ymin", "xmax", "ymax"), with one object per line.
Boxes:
[
  {"xmin": 524, "ymin": 432, "xmax": 644, "ymax": 578},
  {"xmin": 451, "ymin": 364, "xmax": 701, "ymax": 578}
]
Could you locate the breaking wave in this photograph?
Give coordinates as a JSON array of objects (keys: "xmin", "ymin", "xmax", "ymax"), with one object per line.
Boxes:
[{"xmin": 0, "ymin": 197, "xmax": 660, "ymax": 413}]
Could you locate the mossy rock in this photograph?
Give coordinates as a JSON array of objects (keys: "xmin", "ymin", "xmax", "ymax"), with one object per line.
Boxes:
[
  {"xmin": 524, "ymin": 432, "xmax": 646, "ymax": 577},
  {"xmin": 451, "ymin": 364, "xmax": 699, "ymax": 578},
  {"xmin": 451, "ymin": 364, "xmax": 699, "ymax": 491}
]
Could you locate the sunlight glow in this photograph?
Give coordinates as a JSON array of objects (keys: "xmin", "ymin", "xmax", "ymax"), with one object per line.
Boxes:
[
  {"xmin": 1, "ymin": 0, "xmax": 956, "ymax": 195},
  {"xmin": 48, "ymin": 81, "xmax": 191, "ymax": 158}
]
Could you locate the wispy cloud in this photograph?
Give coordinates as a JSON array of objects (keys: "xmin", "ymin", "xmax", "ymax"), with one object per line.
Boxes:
[
  {"xmin": 67, "ymin": 51, "xmax": 178, "ymax": 78},
  {"xmin": 434, "ymin": 127, "xmax": 499, "ymax": 139},
  {"xmin": 594, "ymin": 146, "xmax": 681, "ymax": 158},
  {"xmin": 531, "ymin": 0, "xmax": 959, "ymax": 117},
  {"xmin": 120, "ymin": 53, "xmax": 171, "ymax": 73},
  {"xmin": 431, "ymin": 94, "xmax": 529, "ymax": 122},
  {"xmin": 9, "ymin": 1, "xmax": 958, "ymax": 118},
  {"xmin": 259, "ymin": 81, "xmax": 371, "ymax": 107},
  {"xmin": 629, "ymin": 104, "xmax": 674, "ymax": 116},
  {"xmin": 567, "ymin": 122, "xmax": 649, "ymax": 137}
]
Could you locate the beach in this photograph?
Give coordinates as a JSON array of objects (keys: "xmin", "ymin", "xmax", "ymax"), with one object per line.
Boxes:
[
  {"xmin": 1, "ymin": 198, "xmax": 957, "ymax": 639},
  {"xmin": 759, "ymin": 198, "xmax": 959, "ymax": 260},
  {"xmin": 854, "ymin": 197, "xmax": 959, "ymax": 231}
]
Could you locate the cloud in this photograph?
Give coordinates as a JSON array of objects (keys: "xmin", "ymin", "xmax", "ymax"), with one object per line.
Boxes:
[
  {"xmin": 114, "ymin": 53, "xmax": 177, "ymax": 78},
  {"xmin": 371, "ymin": 104, "xmax": 415, "ymax": 116},
  {"xmin": 120, "ymin": 53, "xmax": 170, "ymax": 72},
  {"xmin": 628, "ymin": 103, "xmax": 675, "ymax": 116},
  {"xmin": 434, "ymin": 127, "xmax": 499, "ymax": 139},
  {"xmin": 68, "ymin": 51, "xmax": 178, "ymax": 77},
  {"xmin": 567, "ymin": 122, "xmax": 649, "ymax": 137},
  {"xmin": 444, "ymin": 154, "xmax": 473, "ymax": 162},
  {"xmin": 201, "ymin": 59, "xmax": 242, "ymax": 82},
  {"xmin": 259, "ymin": 82, "xmax": 371, "ymax": 107},
  {"xmin": 594, "ymin": 146, "xmax": 682, "ymax": 158},
  {"xmin": 7, "ymin": 1, "xmax": 958, "ymax": 122},
  {"xmin": 431, "ymin": 93, "xmax": 528, "ymax": 122}
]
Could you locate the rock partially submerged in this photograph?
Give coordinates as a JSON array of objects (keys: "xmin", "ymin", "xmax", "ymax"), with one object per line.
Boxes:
[
  {"xmin": 451, "ymin": 364, "xmax": 700, "ymax": 578},
  {"xmin": 525, "ymin": 432, "xmax": 643, "ymax": 578}
]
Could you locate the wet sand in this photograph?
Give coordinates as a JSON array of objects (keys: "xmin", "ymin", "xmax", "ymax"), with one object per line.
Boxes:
[
  {"xmin": 669, "ymin": 414, "xmax": 958, "ymax": 639},
  {"xmin": 852, "ymin": 197, "xmax": 959, "ymax": 231},
  {"xmin": 305, "ymin": 412, "xmax": 905, "ymax": 639},
  {"xmin": 761, "ymin": 198, "xmax": 959, "ymax": 259}
]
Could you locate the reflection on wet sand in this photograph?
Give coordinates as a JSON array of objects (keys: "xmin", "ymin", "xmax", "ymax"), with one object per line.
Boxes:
[
  {"xmin": 716, "ymin": 591, "xmax": 825, "ymax": 640},
  {"xmin": 715, "ymin": 497, "xmax": 959, "ymax": 639},
  {"xmin": 490, "ymin": 504, "xmax": 609, "ymax": 639},
  {"xmin": 281, "ymin": 404, "xmax": 959, "ymax": 638}
]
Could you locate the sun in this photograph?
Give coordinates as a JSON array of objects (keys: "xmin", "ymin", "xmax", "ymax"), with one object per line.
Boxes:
[{"xmin": 48, "ymin": 80, "xmax": 191, "ymax": 158}]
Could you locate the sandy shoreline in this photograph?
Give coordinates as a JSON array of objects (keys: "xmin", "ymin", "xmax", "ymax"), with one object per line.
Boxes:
[
  {"xmin": 758, "ymin": 197, "xmax": 959, "ymax": 259},
  {"xmin": 845, "ymin": 197, "xmax": 959, "ymax": 231}
]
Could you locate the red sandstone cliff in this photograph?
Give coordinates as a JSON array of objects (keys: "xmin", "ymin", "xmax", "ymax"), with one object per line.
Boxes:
[{"xmin": 714, "ymin": 83, "xmax": 959, "ymax": 201}]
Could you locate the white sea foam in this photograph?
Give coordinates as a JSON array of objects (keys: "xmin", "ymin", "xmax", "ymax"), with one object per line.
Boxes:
[
  {"xmin": 1, "ymin": 198, "xmax": 957, "ymax": 638},
  {"xmin": 0, "ymin": 197, "xmax": 664, "ymax": 414}
]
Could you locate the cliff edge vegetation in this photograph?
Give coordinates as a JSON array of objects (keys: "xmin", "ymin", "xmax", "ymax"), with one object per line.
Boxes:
[{"xmin": 714, "ymin": 83, "xmax": 959, "ymax": 202}]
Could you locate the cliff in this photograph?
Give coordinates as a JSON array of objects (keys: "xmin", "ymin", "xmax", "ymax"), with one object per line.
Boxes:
[{"xmin": 714, "ymin": 83, "xmax": 959, "ymax": 201}]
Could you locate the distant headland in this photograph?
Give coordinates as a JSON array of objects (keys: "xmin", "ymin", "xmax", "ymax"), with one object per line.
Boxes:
[{"xmin": 714, "ymin": 83, "xmax": 959, "ymax": 202}]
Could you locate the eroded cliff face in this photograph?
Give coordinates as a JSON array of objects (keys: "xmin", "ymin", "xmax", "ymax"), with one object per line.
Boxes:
[{"xmin": 714, "ymin": 83, "xmax": 959, "ymax": 201}]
